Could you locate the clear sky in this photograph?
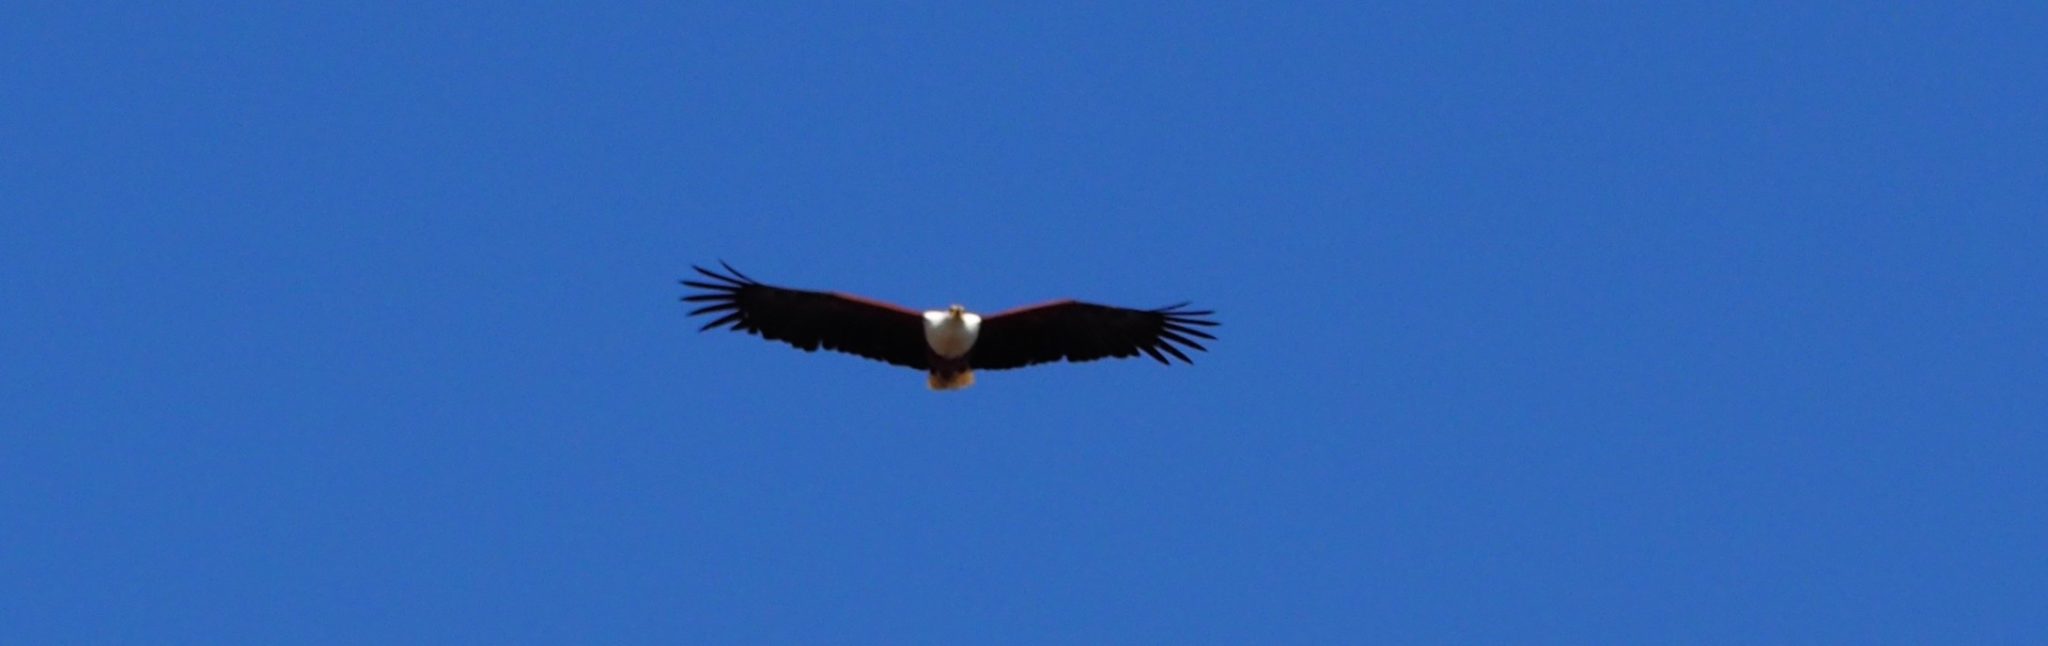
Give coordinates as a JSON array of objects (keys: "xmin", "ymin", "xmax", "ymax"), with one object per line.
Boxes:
[{"xmin": 5, "ymin": 3, "xmax": 2044, "ymax": 643}]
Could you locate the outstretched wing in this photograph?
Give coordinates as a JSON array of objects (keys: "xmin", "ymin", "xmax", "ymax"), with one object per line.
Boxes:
[
  {"xmin": 968, "ymin": 300, "xmax": 1218, "ymax": 370},
  {"xmin": 681, "ymin": 262, "xmax": 930, "ymax": 369}
]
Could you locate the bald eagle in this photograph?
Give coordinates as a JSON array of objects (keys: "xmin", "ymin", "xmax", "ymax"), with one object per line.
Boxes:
[{"xmin": 681, "ymin": 262, "xmax": 1218, "ymax": 390}]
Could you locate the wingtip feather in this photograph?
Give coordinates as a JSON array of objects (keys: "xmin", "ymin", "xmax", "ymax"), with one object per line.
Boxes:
[
  {"xmin": 688, "ymin": 302, "xmax": 740, "ymax": 316},
  {"xmin": 718, "ymin": 260, "xmax": 756, "ymax": 283},
  {"xmin": 1139, "ymin": 345, "xmax": 1169, "ymax": 364},
  {"xmin": 1156, "ymin": 343, "xmax": 1191, "ymax": 364},
  {"xmin": 1158, "ymin": 330, "xmax": 1207, "ymax": 352},
  {"xmin": 699, "ymin": 311, "xmax": 744, "ymax": 331},
  {"xmin": 1163, "ymin": 324, "xmax": 1216, "ymax": 340},
  {"xmin": 691, "ymin": 266, "xmax": 745, "ymax": 285}
]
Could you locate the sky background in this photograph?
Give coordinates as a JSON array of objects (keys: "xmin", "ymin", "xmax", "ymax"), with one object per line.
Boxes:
[{"xmin": 5, "ymin": 3, "xmax": 2045, "ymax": 643}]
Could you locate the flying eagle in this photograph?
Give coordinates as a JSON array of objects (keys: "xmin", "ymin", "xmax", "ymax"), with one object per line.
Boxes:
[{"xmin": 680, "ymin": 262, "xmax": 1218, "ymax": 390}]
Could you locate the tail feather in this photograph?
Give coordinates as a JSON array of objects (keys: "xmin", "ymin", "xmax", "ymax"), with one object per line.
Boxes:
[{"xmin": 927, "ymin": 370, "xmax": 975, "ymax": 391}]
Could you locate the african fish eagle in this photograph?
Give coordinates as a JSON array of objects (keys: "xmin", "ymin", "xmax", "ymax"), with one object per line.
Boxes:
[{"xmin": 680, "ymin": 262, "xmax": 1218, "ymax": 390}]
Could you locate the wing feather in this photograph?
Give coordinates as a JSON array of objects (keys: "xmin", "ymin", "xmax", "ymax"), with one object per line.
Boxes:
[
  {"xmin": 1138, "ymin": 344, "xmax": 1169, "ymax": 364},
  {"xmin": 1154, "ymin": 341, "xmax": 1191, "ymax": 363},
  {"xmin": 1155, "ymin": 330, "xmax": 1206, "ymax": 351}
]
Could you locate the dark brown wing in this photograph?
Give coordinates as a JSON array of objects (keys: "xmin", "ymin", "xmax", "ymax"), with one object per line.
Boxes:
[
  {"xmin": 681, "ymin": 262, "xmax": 930, "ymax": 369},
  {"xmin": 968, "ymin": 300, "xmax": 1218, "ymax": 370}
]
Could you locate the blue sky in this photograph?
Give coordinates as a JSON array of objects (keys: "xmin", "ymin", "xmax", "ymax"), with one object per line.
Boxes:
[{"xmin": 5, "ymin": 3, "xmax": 2044, "ymax": 642}]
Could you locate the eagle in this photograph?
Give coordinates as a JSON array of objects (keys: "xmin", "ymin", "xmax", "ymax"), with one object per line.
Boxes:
[{"xmin": 680, "ymin": 262, "xmax": 1218, "ymax": 390}]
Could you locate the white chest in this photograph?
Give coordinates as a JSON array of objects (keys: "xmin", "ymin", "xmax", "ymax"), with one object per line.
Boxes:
[{"xmin": 922, "ymin": 311, "xmax": 982, "ymax": 358}]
